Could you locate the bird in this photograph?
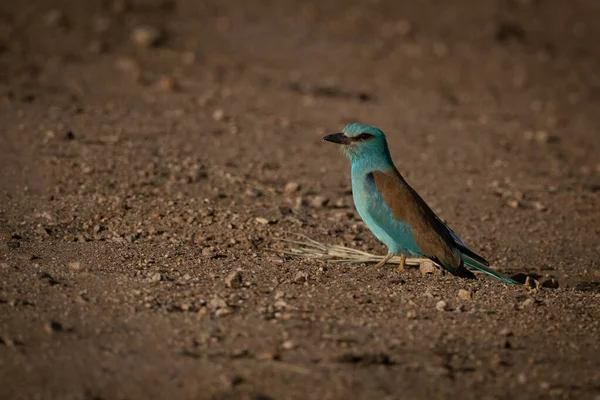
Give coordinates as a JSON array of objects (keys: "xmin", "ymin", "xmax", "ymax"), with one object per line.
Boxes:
[{"xmin": 323, "ymin": 123, "xmax": 517, "ymax": 284}]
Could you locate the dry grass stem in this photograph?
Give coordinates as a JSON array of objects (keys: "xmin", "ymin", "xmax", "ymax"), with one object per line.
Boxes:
[{"xmin": 270, "ymin": 233, "xmax": 427, "ymax": 266}]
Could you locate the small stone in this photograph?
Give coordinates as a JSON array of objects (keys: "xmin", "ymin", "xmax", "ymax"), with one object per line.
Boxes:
[
  {"xmin": 281, "ymin": 340, "xmax": 296, "ymax": 350},
  {"xmin": 225, "ymin": 270, "xmax": 243, "ymax": 289},
  {"xmin": 202, "ymin": 248, "xmax": 214, "ymax": 258},
  {"xmin": 212, "ymin": 108, "xmax": 225, "ymax": 121},
  {"xmin": 44, "ymin": 321, "xmax": 64, "ymax": 334},
  {"xmin": 149, "ymin": 272, "xmax": 162, "ymax": 282},
  {"xmin": 0, "ymin": 232, "xmax": 12, "ymax": 241},
  {"xmin": 406, "ymin": 310, "xmax": 417, "ymax": 319},
  {"xmin": 532, "ymin": 201, "xmax": 546, "ymax": 211},
  {"xmin": 457, "ymin": 289, "xmax": 472, "ymax": 301},
  {"xmin": 294, "ymin": 196, "xmax": 308, "ymax": 208},
  {"xmin": 68, "ymin": 262, "xmax": 81, "ymax": 270},
  {"xmin": 507, "ymin": 199, "xmax": 521, "ymax": 209},
  {"xmin": 214, "ymin": 308, "xmax": 233, "ymax": 317},
  {"xmin": 255, "ymin": 217, "xmax": 270, "ymax": 225},
  {"xmin": 284, "ymin": 182, "xmax": 301, "ymax": 194},
  {"xmin": 256, "ymin": 351, "xmax": 280, "ymax": 361},
  {"xmin": 541, "ymin": 278, "xmax": 559, "ymax": 289},
  {"xmin": 435, "ymin": 300, "xmax": 449, "ymax": 311},
  {"xmin": 419, "ymin": 260, "xmax": 439, "ymax": 275},
  {"xmin": 273, "ymin": 299, "xmax": 288, "ymax": 310},
  {"xmin": 309, "ymin": 195, "xmax": 329, "ymax": 208},
  {"xmin": 157, "ymin": 76, "xmax": 176, "ymax": 91},
  {"xmin": 131, "ymin": 25, "xmax": 163, "ymax": 47},
  {"xmin": 209, "ymin": 296, "xmax": 228, "ymax": 310},
  {"xmin": 520, "ymin": 297, "xmax": 535, "ymax": 308},
  {"xmin": 499, "ymin": 328, "xmax": 513, "ymax": 337},
  {"xmin": 245, "ymin": 187, "xmax": 263, "ymax": 197},
  {"xmin": 534, "ymin": 130, "xmax": 550, "ymax": 143},
  {"xmin": 293, "ymin": 271, "xmax": 308, "ymax": 284}
]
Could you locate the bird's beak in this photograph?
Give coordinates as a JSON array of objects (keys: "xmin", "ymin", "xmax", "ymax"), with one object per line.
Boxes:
[{"xmin": 322, "ymin": 132, "xmax": 350, "ymax": 145}]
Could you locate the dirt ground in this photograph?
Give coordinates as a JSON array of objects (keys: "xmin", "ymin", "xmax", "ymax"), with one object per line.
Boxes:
[{"xmin": 1, "ymin": 0, "xmax": 600, "ymax": 399}]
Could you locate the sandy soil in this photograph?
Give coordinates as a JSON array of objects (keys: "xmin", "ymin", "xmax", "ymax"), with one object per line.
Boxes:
[{"xmin": 1, "ymin": 0, "xmax": 600, "ymax": 399}]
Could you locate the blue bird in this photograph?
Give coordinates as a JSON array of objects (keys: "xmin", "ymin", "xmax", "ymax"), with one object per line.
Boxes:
[{"xmin": 323, "ymin": 123, "xmax": 517, "ymax": 284}]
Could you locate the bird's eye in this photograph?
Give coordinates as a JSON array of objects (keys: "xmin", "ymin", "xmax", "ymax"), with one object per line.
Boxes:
[{"xmin": 357, "ymin": 133, "xmax": 373, "ymax": 141}]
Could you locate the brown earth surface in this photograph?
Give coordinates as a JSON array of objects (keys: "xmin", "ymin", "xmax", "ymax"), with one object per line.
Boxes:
[{"xmin": 1, "ymin": 0, "xmax": 600, "ymax": 399}]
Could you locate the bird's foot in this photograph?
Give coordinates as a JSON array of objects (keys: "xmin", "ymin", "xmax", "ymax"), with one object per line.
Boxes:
[
  {"xmin": 375, "ymin": 253, "xmax": 394, "ymax": 268},
  {"xmin": 397, "ymin": 254, "xmax": 407, "ymax": 272}
]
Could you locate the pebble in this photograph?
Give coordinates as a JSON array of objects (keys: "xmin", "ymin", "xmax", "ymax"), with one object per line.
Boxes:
[
  {"xmin": 201, "ymin": 248, "xmax": 214, "ymax": 258},
  {"xmin": 419, "ymin": 260, "xmax": 439, "ymax": 275},
  {"xmin": 156, "ymin": 76, "xmax": 177, "ymax": 91},
  {"xmin": 212, "ymin": 109, "xmax": 225, "ymax": 121},
  {"xmin": 131, "ymin": 25, "xmax": 163, "ymax": 47},
  {"xmin": 507, "ymin": 199, "xmax": 521, "ymax": 209},
  {"xmin": 499, "ymin": 328, "xmax": 513, "ymax": 337},
  {"xmin": 255, "ymin": 217, "xmax": 270, "ymax": 225},
  {"xmin": 293, "ymin": 271, "xmax": 308, "ymax": 284},
  {"xmin": 149, "ymin": 272, "xmax": 162, "ymax": 282},
  {"xmin": 435, "ymin": 300, "xmax": 449, "ymax": 311},
  {"xmin": 68, "ymin": 262, "xmax": 81, "ymax": 270},
  {"xmin": 309, "ymin": 195, "xmax": 329, "ymax": 208},
  {"xmin": 457, "ymin": 289, "xmax": 472, "ymax": 301},
  {"xmin": 281, "ymin": 340, "xmax": 296, "ymax": 350},
  {"xmin": 406, "ymin": 310, "xmax": 417, "ymax": 319},
  {"xmin": 256, "ymin": 351, "xmax": 280, "ymax": 361},
  {"xmin": 245, "ymin": 188, "xmax": 263, "ymax": 197},
  {"xmin": 225, "ymin": 270, "xmax": 243, "ymax": 289},
  {"xmin": 294, "ymin": 196, "xmax": 308, "ymax": 208},
  {"xmin": 44, "ymin": 321, "xmax": 65, "ymax": 334},
  {"xmin": 209, "ymin": 295, "xmax": 228, "ymax": 310},
  {"xmin": 284, "ymin": 182, "xmax": 301, "ymax": 194},
  {"xmin": 520, "ymin": 297, "xmax": 535, "ymax": 308}
]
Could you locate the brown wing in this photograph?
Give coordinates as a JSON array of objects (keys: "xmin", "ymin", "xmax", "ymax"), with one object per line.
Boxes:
[{"xmin": 372, "ymin": 169, "xmax": 463, "ymax": 274}]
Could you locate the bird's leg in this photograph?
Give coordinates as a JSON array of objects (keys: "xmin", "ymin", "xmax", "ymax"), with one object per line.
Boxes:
[
  {"xmin": 397, "ymin": 254, "xmax": 407, "ymax": 272},
  {"xmin": 375, "ymin": 253, "xmax": 394, "ymax": 268}
]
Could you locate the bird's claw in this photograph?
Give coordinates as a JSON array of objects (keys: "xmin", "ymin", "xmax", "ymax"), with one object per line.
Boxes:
[
  {"xmin": 375, "ymin": 253, "xmax": 394, "ymax": 268},
  {"xmin": 396, "ymin": 254, "xmax": 407, "ymax": 272}
]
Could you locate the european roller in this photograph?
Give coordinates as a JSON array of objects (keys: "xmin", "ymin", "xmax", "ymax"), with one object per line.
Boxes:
[{"xmin": 323, "ymin": 123, "xmax": 517, "ymax": 284}]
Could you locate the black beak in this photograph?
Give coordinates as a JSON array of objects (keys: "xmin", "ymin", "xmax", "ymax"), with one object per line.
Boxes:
[{"xmin": 322, "ymin": 132, "xmax": 350, "ymax": 145}]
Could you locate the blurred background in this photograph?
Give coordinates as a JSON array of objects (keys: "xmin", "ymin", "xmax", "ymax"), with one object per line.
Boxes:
[{"xmin": 1, "ymin": 0, "xmax": 599, "ymax": 399}]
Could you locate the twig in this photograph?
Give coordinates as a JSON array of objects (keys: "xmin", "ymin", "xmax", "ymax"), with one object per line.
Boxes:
[{"xmin": 268, "ymin": 233, "xmax": 426, "ymax": 266}]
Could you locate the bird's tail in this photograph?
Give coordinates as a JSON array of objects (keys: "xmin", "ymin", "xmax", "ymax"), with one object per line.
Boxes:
[{"xmin": 458, "ymin": 249, "xmax": 518, "ymax": 284}]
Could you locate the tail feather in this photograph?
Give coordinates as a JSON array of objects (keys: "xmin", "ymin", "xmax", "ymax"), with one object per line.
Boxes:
[{"xmin": 459, "ymin": 251, "xmax": 518, "ymax": 284}]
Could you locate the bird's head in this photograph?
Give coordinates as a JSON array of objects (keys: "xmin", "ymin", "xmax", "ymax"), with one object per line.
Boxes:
[{"xmin": 323, "ymin": 123, "xmax": 390, "ymax": 162}]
